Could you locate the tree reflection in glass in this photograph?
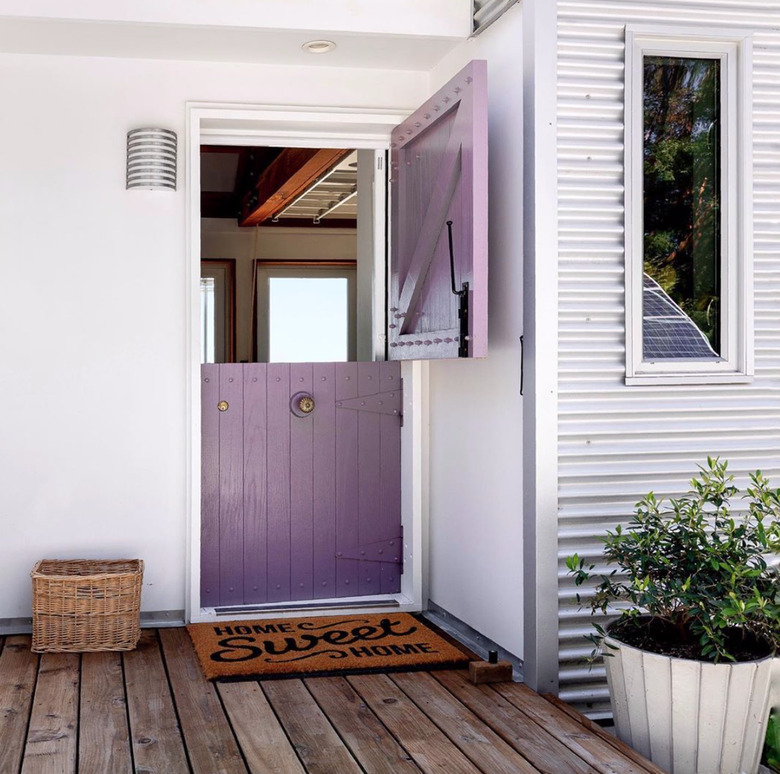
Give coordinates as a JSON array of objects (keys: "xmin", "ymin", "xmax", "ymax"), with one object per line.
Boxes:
[{"xmin": 643, "ymin": 56, "xmax": 721, "ymax": 359}]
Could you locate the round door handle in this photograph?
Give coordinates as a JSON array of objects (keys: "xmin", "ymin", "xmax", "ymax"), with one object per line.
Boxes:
[
  {"xmin": 291, "ymin": 392, "xmax": 315, "ymax": 417},
  {"xmin": 217, "ymin": 401, "xmax": 229, "ymax": 412}
]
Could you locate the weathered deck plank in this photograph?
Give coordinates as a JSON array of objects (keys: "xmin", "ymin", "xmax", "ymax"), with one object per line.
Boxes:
[
  {"xmin": 0, "ymin": 635, "xmax": 38, "ymax": 774},
  {"xmin": 124, "ymin": 629, "xmax": 190, "ymax": 774},
  {"xmin": 542, "ymin": 693, "xmax": 668, "ymax": 774},
  {"xmin": 305, "ymin": 676, "xmax": 421, "ymax": 773},
  {"xmin": 432, "ymin": 670, "xmax": 601, "ymax": 774},
  {"xmin": 391, "ymin": 671, "xmax": 541, "ymax": 774},
  {"xmin": 494, "ymin": 682, "xmax": 650, "ymax": 774},
  {"xmin": 348, "ymin": 673, "xmax": 482, "ymax": 774},
  {"xmin": 21, "ymin": 652, "xmax": 80, "ymax": 774},
  {"xmin": 78, "ymin": 651, "xmax": 133, "ymax": 774},
  {"xmin": 218, "ymin": 680, "xmax": 306, "ymax": 774},
  {"xmin": 160, "ymin": 627, "xmax": 247, "ymax": 774},
  {"xmin": 262, "ymin": 679, "xmax": 363, "ymax": 774}
]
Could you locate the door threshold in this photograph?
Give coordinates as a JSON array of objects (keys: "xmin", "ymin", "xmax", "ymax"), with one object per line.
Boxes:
[{"xmin": 214, "ymin": 595, "xmax": 401, "ymax": 616}]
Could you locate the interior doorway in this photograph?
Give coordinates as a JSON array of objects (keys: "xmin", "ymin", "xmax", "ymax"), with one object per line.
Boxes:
[
  {"xmin": 199, "ymin": 146, "xmax": 383, "ymax": 367},
  {"xmin": 197, "ymin": 140, "xmax": 405, "ymax": 612}
]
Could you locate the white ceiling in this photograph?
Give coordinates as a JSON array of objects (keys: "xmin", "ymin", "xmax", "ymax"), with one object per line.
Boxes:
[
  {"xmin": 0, "ymin": 17, "xmax": 464, "ymax": 70},
  {"xmin": 0, "ymin": 0, "xmax": 471, "ymax": 39}
]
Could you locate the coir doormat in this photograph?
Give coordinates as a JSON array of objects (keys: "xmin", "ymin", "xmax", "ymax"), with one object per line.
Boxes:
[{"xmin": 187, "ymin": 613, "xmax": 471, "ymax": 680}]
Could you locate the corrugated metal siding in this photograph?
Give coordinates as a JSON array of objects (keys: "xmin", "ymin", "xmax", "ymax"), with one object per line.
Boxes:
[
  {"xmin": 557, "ymin": 0, "xmax": 780, "ymax": 718},
  {"xmin": 472, "ymin": 0, "xmax": 519, "ymax": 34}
]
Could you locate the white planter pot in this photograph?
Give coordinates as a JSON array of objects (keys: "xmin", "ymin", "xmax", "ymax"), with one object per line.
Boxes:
[{"xmin": 603, "ymin": 635, "xmax": 777, "ymax": 774}]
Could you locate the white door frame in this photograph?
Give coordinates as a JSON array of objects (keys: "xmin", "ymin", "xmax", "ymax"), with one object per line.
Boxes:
[{"xmin": 185, "ymin": 102, "xmax": 428, "ymax": 623}]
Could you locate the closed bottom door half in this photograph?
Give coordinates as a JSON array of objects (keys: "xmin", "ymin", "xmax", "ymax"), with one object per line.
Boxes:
[{"xmin": 201, "ymin": 361, "xmax": 403, "ymax": 608}]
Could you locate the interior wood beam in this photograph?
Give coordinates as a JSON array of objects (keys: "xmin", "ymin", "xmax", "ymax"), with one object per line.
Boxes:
[{"xmin": 238, "ymin": 148, "xmax": 351, "ymax": 227}]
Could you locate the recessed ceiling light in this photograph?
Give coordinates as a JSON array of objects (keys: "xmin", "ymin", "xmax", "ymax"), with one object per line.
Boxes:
[{"xmin": 302, "ymin": 40, "xmax": 336, "ymax": 54}]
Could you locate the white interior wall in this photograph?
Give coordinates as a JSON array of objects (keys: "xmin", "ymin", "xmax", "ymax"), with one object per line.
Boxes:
[
  {"xmin": 201, "ymin": 219, "xmax": 357, "ymax": 362},
  {"xmin": 0, "ymin": 52, "xmax": 424, "ymax": 622},
  {"xmin": 425, "ymin": 6, "xmax": 526, "ymax": 658}
]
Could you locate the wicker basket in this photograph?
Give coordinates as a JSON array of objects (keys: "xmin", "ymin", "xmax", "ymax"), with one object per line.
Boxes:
[{"xmin": 31, "ymin": 559, "xmax": 143, "ymax": 653}]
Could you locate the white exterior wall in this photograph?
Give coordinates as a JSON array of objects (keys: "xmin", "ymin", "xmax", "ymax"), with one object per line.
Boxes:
[
  {"xmin": 0, "ymin": 52, "xmax": 425, "ymax": 624},
  {"xmin": 426, "ymin": 5, "xmax": 526, "ymax": 658},
  {"xmin": 556, "ymin": 1, "xmax": 780, "ymax": 715}
]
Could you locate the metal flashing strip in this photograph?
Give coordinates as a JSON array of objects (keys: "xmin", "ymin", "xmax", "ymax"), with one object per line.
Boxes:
[
  {"xmin": 140, "ymin": 609, "xmax": 186, "ymax": 628},
  {"xmin": 0, "ymin": 609, "xmax": 186, "ymax": 636},
  {"xmin": 215, "ymin": 598, "xmax": 401, "ymax": 616},
  {"xmin": 424, "ymin": 600, "xmax": 523, "ymax": 680}
]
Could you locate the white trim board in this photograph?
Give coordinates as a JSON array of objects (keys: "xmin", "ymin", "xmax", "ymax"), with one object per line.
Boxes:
[
  {"xmin": 522, "ymin": 0, "xmax": 560, "ymax": 695},
  {"xmin": 185, "ymin": 102, "xmax": 426, "ymax": 625}
]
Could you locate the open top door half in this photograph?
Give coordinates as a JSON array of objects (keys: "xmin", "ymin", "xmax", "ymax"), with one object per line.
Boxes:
[{"xmin": 389, "ymin": 60, "xmax": 488, "ymax": 360}]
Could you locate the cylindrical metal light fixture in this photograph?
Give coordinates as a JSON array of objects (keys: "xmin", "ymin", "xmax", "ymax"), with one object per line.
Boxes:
[{"xmin": 126, "ymin": 128, "xmax": 177, "ymax": 191}]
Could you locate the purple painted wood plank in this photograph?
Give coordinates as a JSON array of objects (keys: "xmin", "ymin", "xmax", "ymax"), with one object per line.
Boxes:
[
  {"xmin": 218, "ymin": 364, "xmax": 245, "ymax": 606},
  {"xmin": 381, "ymin": 562, "xmax": 401, "ymax": 595},
  {"xmin": 389, "ymin": 59, "xmax": 488, "ymax": 360},
  {"xmin": 335, "ymin": 362, "xmax": 359, "ymax": 597},
  {"xmin": 243, "ymin": 364, "xmax": 268, "ymax": 604},
  {"xmin": 266, "ymin": 363, "xmax": 291, "ymax": 602},
  {"xmin": 379, "ymin": 361, "xmax": 403, "ymax": 594},
  {"xmin": 312, "ymin": 362, "xmax": 337, "ymax": 599},
  {"xmin": 200, "ymin": 365, "xmax": 221, "ymax": 607},
  {"xmin": 357, "ymin": 363, "xmax": 382, "ymax": 596},
  {"xmin": 290, "ymin": 364, "xmax": 314, "ymax": 600}
]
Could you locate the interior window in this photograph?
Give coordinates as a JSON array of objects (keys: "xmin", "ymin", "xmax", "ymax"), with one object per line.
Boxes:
[
  {"xmin": 200, "ymin": 260, "xmax": 235, "ymax": 364},
  {"xmin": 256, "ymin": 264, "xmax": 357, "ymax": 362},
  {"xmin": 200, "ymin": 276, "xmax": 217, "ymax": 363},
  {"xmin": 269, "ymin": 277, "xmax": 350, "ymax": 362}
]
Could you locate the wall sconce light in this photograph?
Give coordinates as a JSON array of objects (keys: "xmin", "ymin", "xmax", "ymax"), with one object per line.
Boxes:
[{"xmin": 126, "ymin": 128, "xmax": 177, "ymax": 191}]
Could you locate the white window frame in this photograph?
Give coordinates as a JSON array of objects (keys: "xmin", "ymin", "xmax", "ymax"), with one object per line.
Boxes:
[
  {"xmin": 200, "ymin": 262, "xmax": 232, "ymax": 364},
  {"xmin": 624, "ymin": 26, "xmax": 754, "ymax": 386}
]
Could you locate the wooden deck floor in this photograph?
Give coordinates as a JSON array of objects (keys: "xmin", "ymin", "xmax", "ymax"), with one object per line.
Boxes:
[{"xmin": 0, "ymin": 628, "xmax": 664, "ymax": 774}]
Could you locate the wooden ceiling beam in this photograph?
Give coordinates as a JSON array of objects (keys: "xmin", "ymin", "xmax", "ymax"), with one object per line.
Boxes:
[{"xmin": 238, "ymin": 148, "xmax": 351, "ymax": 227}]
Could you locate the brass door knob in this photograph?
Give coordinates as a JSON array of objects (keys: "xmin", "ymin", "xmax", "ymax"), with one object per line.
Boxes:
[
  {"xmin": 217, "ymin": 401, "xmax": 229, "ymax": 412},
  {"xmin": 290, "ymin": 392, "xmax": 315, "ymax": 417}
]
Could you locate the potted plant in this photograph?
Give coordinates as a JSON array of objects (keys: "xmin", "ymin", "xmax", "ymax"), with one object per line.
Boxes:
[
  {"xmin": 567, "ymin": 458, "xmax": 780, "ymax": 774},
  {"xmin": 764, "ymin": 709, "xmax": 779, "ymax": 772}
]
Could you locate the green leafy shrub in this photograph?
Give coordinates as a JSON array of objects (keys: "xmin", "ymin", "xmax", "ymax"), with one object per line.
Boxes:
[
  {"xmin": 566, "ymin": 457, "xmax": 780, "ymax": 663},
  {"xmin": 764, "ymin": 709, "xmax": 780, "ymax": 773}
]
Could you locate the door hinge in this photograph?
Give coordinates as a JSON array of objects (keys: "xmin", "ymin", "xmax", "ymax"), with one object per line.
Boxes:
[{"xmin": 336, "ymin": 536, "xmax": 403, "ymax": 563}]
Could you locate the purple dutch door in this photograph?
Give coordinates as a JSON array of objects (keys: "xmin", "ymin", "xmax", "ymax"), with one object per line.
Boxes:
[{"xmin": 201, "ymin": 59, "xmax": 489, "ymax": 608}]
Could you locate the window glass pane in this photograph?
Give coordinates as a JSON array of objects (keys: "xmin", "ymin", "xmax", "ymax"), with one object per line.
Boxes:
[
  {"xmin": 643, "ymin": 56, "xmax": 721, "ymax": 359},
  {"xmin": 268, "ymin": 277, "xmax": 349, "ymax": 362},
  {"xmin": 201, "ymin": 277, "xmax": 216, "ymax": 364}
]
